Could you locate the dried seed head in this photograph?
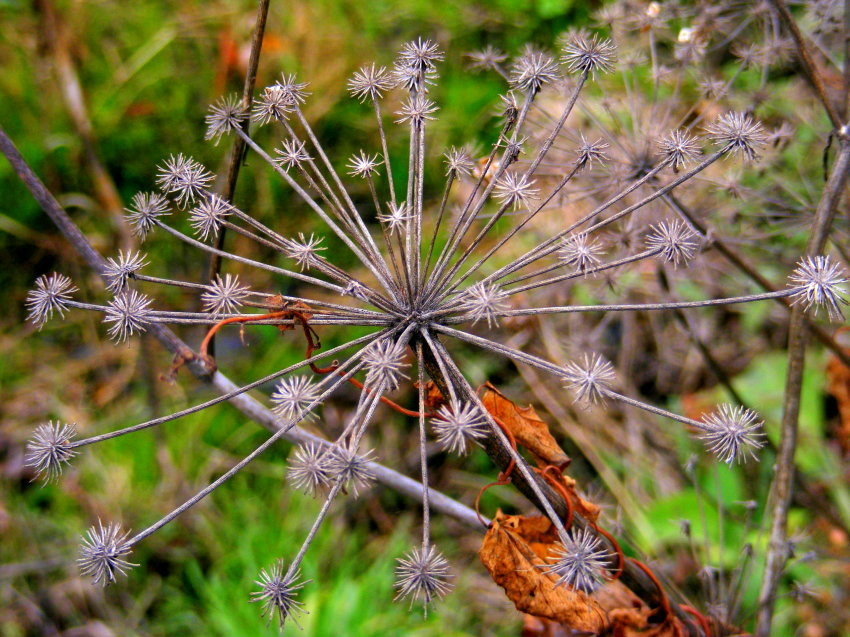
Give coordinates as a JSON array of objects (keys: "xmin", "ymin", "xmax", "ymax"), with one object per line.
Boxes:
[
  {"xmin": 347, "ymin": 150, "xmax": 382, "ymax": 178},
  {"xmin": 125, "ymin": 192, "xmax": 170, "ymax": 240},
  {"xmin": 696, "ymin": 404, "xmax": 765, "ymax": 464},
  {"xmin": 250, "ymin": 560, "xmax": 309, "ymax": 631},
  {"xmin": 706, "ymin": 112, "xmax": 768, "ymax": 161},
  {"xmin": 363, "ymin": 339, "xmax": 409, "ymax": 391},
  {"xmin": 576, "ymin": 135, "xmax": 609, "ymax": 168},
  {"xmin": 204, "ymin": 94, "xmax": 246, "ymax": 143},
  {"xmin": 465, "ymin": 45, "xmax": 508, "ymax": 72},
  {"xmin": 103, "ymin": 289, "xmax": 153, "ymax": 343},
  {"xmin": 646, "ymin": 220, "xmax": 700, "ymax": 266},
  {"xmin": 274, "ymin": 138, "xmax": 311, "ymax": 171},
  {"xmin": 460, "ymin": 282, "xmax": 508, "ymax": 327},
  {"xmin": 788, "ymin": 255, "xmax": 848, "ymax": 321},
  {"xmin": 562, "ymin": 353, "xmax": 615, "ymax": 404},
  {"xmin": 658, "ymin": 129, "xmax": 702, "ymax": 170},
  {"xmin": 397, "ymin": 37, "xmax": 444, "ymax": 73},
  {"xmin": 699, "ymin": 76, "xmax": 727, "ymax": 99},
  {"xmin": 201, "ymin": 273, "xmax": 251, "ymax": 315},
  {"xmin": 78, "ymin": 520, "xmax": 137, "ymax": 586},
  {"xmin": 26, "ymin": 273, "xmax": 78, "ymax": 329},
  {"xmin": 561, "ymin": 33, "xmax": 617, "ymax": 76},
  {"xmin": 326, "ymin": 440, "xmax": 376, "ymax": 496},
  {"xmin": 155, "ymin": 154, "xmax": 213, "ymax": 207},
  {"xmin": 395, "ymin": 95, "xmax": 439, "ymax": 125},
  {"xmin": 493, "ymin": 172, "xmax": 539, "ymax": 210},
  {"xmin": 430, "ymin": 401, "xmax": 489, "ymax": 455},
  {"xmin": 378, "ymin": 202, "xmax": 411, "ymax": 234},
  {"xmin": 275, "ymin": 73, "xmax": 310, "ymax": 104},
  {"xmin": 26, "ymin": 421, "xmax": 77, "ymax": 482},
  {"xmin": 252, "ymin": 85, "xmax": 294, "ymax": 125},
  {"xmin": 510, "ymin": 51, "xmax": 560, "ymax": 93},
  {"xmin": 271, "ymin": 375, "xmax": 321, "ymax": 423},
  {"xmin": 443, "ymin": 146, "xmax": 475, "ymax": 177},
  {"xmin": 348, "ymin": 63, "xmax": 394, "ymax": 102},
  {"xmin": 287, "ymin": 443, "xmax": 332, "ymax": 497},
  {"xmin": 392, "ymin": 64, "xmax": 439, "ymax": 93},
  {"xmin": 394, "ymin": 544, "xmax": 453, "ymax": 611},
  {"xmin": 282, "ymin": 233, "xmax": 326, "ymax": 271},
  {"xmin": 559, "ymin": 233, "xmax": 604, "ymax": 273},
  {"xmin": 542, "ymin": 527, "xmax": 611, "ymax": 593},
  {"xmin": 103, "ymin": 250, "xmax": 148, "ymax": 294},
  {"xmin": 189, "ymin": 194, "xmax": 232, "ymax": 241},
  {"xmin": 497, "ymin": 91, "xmax": 520, "ymax": 126}
]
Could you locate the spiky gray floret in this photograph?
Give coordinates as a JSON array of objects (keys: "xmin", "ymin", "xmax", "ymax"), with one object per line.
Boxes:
[
  {"xmin": 576, "ymin": 135, "xmax": 609, "ymax": 168},
  {"xmin": 363, "ymin": 339, "xmax": 409, "ymax": 391},
  {"xmin": 706, "ymin": 112, "xmax": 768, "ymax": 161},
  {"xmin": 443, "ymin": 146, "xmax": 475, "ymax": 177},
  {"xmin": 377, "ymin": 202, "xmax": 411, "ymax": 234},
  {"xmin": 204, "ymin": 94, "xmax": 246, "ymax": 143},
  {"xmin": 394, "ymin": 544, "xmax": 453, "ymax": 610},
  {"xmin": 281, "ymin": 233, "xmax": 326, "ymax": 272},
  {"xmin": 252, "ymin": 85, "xmax": 294, "ymax": 125},
  {"xmin": 275, "ymin": 73, "xmax": 311, "ymax": 105},
  {"xmin": 325, "ymin": 441, "xmax": 375, "ymax": 496},
  {"xmin": 103, "ymin": 289, "xmax": 153, "ymax": 343},
  {"xmin": 465, "ymin": 46, "xmax": 507, "ymax": 72},
  {"xmin": 509, "ymin": 51, "xmax": 560, "ymax": 93},
  {"xmin": 26, "ymin": 421, "xmax": 77, "ymax": 482},
  {"xmin": 493, "ymin": 172, "xmax": 539, "ymax": 210},
  {"xmin": 348, "ymin": 63, "xmax": 393, "ymax": 102},
  {"xmin": 125, "ymin": 191, "xmax": 170, "ymax": 240},
  {"xmin": 271, "ymin": 375, "xmax": 321, "ymax": 423},
  {"xmin": 460, "ymin": 282, "xmax": 508, "ymax": 328},
  {"xmin": 430, "ymin": 401, "xmax": 489, "ymax": 455},
  {"xmin": 250, "ymin": 560, "xmax": 310, "ymax": 630},
  {"xmin": 78, "ymin": 520, "xmax": 137, "ymax": 586},
  {"xmin": 561, "ymin": 34, "xmax": 617, "ymax": 76},
  {"xmin": 788, "ymin": 255, "xmax": 848, "ymax": 322},
  {"xmin": 696, "ymin": 404, "xmax": 765, "ymax": 464},
  {"xmin": 103, "ymin": 250, "xmax": 148, "ymax": 294},
  {"xmin": 347, "ymin": 150, "xmax": 382, "ymax": 178},
  {"xmin": 26, "ymin": 273, "xmax": 78, "ymax": 329},
  {"xmin": 542, "ymin": 526, "xmax": 611, "ymax": 593},
  {"xmin": 397, "ymin": 37, "xmax": 444, "ymax": 73},
  {"xmin": 395, "ymin": 95, "xmax": 439, "ymax": 125},
  {"xmin": 559, "ymin": 233, "xmax": 604, "ymax": 273},
  {"xmin": 201, "ymin": 273, "xmax": 251, "ymax": 315},
  {"xmin": 646, "ymin": 220, "xmax": 700, "ymax": 266},
  {"xmin": 287, "ymin": 443, "xmax": 332, "ymax": 497},
  {"xmin": 658, "ymin": 129, "xmax": 702, "ymax": 170},
  {"xmin": 155, "ymin": 154, "xmax": 214, "ymax": 208},
  {"xmin": 189, "ymin": 194, "xmax": 232, "ymax": 241},
  {"xmin": 562, "ymin": 353, "xmax": 616, "ymax": 404},
  {"xmin": 274, "ymin": 138, "xmax": 310, "ymax": 171}
]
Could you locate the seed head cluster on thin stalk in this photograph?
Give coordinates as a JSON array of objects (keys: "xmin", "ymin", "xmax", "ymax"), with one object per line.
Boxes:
[{"xmin": 22, "ymin": 27, "xmax": 850, "ymax": 630}]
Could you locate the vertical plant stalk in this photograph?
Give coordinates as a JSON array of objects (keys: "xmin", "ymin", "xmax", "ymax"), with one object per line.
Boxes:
[
  {"xmin": 755, "ymin": 140, "xmax": 850, "ymax": 637},
  {"xmin": 206, "ymin": 0, "xmax": 271, "ymax": 355}
]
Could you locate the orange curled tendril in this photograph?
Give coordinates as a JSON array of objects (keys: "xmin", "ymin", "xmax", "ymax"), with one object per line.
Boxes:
[
  {"xmin": 535, "ymin": 464, "xmax": 574, "ymax": 530},
  {"xmin": 628, "ymin": 557, "xmax": 673, "ymax": 618},
  {"xmin": 680, "ymin": 604, "xmax": 712, "ymax": 637}
]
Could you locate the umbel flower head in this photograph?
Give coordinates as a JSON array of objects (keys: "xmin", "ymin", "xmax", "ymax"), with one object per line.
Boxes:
[{"xmin": 24, "ymin": 31, "xmax": 811, "ymax": 627}]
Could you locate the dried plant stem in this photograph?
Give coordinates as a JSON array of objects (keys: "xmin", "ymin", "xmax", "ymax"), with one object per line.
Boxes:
[{"xmin": 755, "ymin": 140, "xmax": 850, "ymax": 637}]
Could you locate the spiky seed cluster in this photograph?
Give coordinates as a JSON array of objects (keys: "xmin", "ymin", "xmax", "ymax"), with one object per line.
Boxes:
[
  {"xmin": 325, "ymin": 441, "xmax": 375, "ymax": 496},
  {"xmin": 658, "ymin": 129, "xmax": 702, "ymax": 170},
  {"xmin": 494, "ymin": 172, "xmax": 539, "ymax": 210},
  {"xmin": 788, "ymin": 255, "xmax": 848, "ymax": 321},
  {"xmin": 395, "ymin": 95, "xmax": 439, "ymax": 125},
  {"xmin": 204, "ymin": 94, "xmax": 245, "ymax": 143},
  {"xmin": 26, "ymin": 272, "xmax": 78, "ymax": 328},
  {"xmin": 155, "ymin": 154, "xmax": 214, "ymax": 208},
  {"xmin": 250, "ymin": 560, "xmax": 309, "ymax": 630},
  {"xmin": 348, "ymin": 63, "xmax": 393, "ymax": 102},
  {"xmin": 444, "ymin": 146, "xmax": 475, "ymax": 177},
  {"xmin": 394, "ymin": 545, "xmax": 453, "ymax": 610},
  {"xmin": 378, "ymin": 202, "xmax": 410, "ymax": 234},
  {"xmin": 393, "ymin": 38, "xmax": 442, "ymax": 92},
  {"xmin": 252, "ymin": 85, "xmax": 293, "ymax": 125},
  {"xmin": 347, "ymin": 151, "xmax": 381, "ymax": 178},
  {"xmin": 542, "ymin": 527, "xmax": 611, "ymax": 593},
  {"xmin": 646, "ymin": 220, "xmax": 700, "ymax": 266},
  {"xmin": 510, "ymin": 51, "xmax": 560, "ymax": 93},
  {"xmin": 78, "ymin": 521, "xmax": 137, "ymax": 585},
  {"xmin": 430, "ymin": 402, "xmax": 489, "ymax": 455},
  {"xmin": 104, "ymin": 250, "xmax": 148, "ymax": 294},
  {"xmin": 461, "ymin": 282, "xmax": 508, "ymax": 327},
  {"xmin": 103, "ymin": 289, "xmax": 152, "ymax": 343},
  {"xmin": 125, "ymin": 192, "xmax": 170, "ymax": 240},
  {"xmin": 562, "ymin": 353, "xmax": 616, "ymax": 404},
  {"xmin": 26, "ymin": 421, "xmax": 77, "ymax": 482},
  {"xmin": 275, "ymin": 138, "xmax": 311, "ymax": 171},
  {"xmin": 189, "ymin": 194, "xmax": 232, "ymax": 241},
  {"xmin": 363, "ymin": 340, "xmax": 409, "ymax": 391},
  {"xmin": 276, "ymin": 73, "xmax": 310, "ymax": 104},
  {"xmin": 201, "ymin": 273, "xmax": 250, "ymax": 315},
  {"xmin": 561, "ymin": 34, "xmax": 617, "ymax": 76},
  {"xmin": 465, "ymin": 45, "xmax": 508, "ymax": 72},
  {"xmin": 287, "ymin": 443, "xmax": 331, "ymax": 496},
  {"xmin": 271, "ymin": 376, "xmax": 321, "ymax": 423},
  {"xmin": 697, "ymin": 404, "xmax": 765, "ymax": 464},
  {"xmin": 559, "ymin": 233, "xmax": 604, "ymax": 273},
  {"xmin": 282, "ymin": 233, "xmax": 326, "ymax": 271},
  {"xmin": 576, "ymin": 135, "xmax": 609, "ymax": 168},
  {"xmin": 706, "ymin": 112, "xmax": 768, "ymax": 161}
]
